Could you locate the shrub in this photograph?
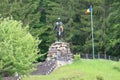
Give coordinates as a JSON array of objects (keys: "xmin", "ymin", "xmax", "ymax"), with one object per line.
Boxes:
[
  {"xmin": 74, "ymin": 54, "xmax": 81, "ymax": 61},
  {"xmin": 0, "ymin": 76, "xmax": 2, "ymax": 80},
  {"xmin": 96, "ymin": 75, "xmax": 104, "ymax": 80},
  {"xmin": 0, "ymin": 17, "xmax": 40, "ymax": 76}
]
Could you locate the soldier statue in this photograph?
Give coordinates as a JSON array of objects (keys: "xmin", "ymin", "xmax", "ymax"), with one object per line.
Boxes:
[{"xmin": 54, "ymin": 17, "xmax": 63, "ymax": 42}]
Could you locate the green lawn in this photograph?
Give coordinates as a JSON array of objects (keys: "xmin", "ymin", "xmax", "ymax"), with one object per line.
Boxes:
[{"xmin": 22, "ymin": 56, "xmax": 120, "ymax": 80}]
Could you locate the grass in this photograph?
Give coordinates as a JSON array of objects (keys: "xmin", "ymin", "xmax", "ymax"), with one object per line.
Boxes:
[{"xmin": 22, "ymin": 55, "xmax": 120, "ymax": 80}]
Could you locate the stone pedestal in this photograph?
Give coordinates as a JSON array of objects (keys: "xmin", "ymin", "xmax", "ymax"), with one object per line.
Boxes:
[
  {"xmin": 31, "ymin": 42, "xmax": 74, "ymax": 75},
  {"xmin": 46, "ymin": 42, "xmax": 73, "ymax": 67}
]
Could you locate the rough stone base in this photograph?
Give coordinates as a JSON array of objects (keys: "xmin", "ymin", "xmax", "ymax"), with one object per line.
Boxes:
[{"xmin": 47, "ymin": 42, "xmax": 73, "ymax": 67}]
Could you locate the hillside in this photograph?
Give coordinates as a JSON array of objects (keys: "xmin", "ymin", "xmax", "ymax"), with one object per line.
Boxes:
[{"xmin": 22, "ymin": 56, "xmax": 120, "ymax": 80}]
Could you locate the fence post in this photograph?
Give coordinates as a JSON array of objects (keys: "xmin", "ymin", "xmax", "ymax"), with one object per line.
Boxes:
[
  {"xmin": 109, "ymin": 55, "xmax": 111, "ymax": 60},
  {"xmin": 98, "ymin": 53, "xmax": 100, "ymax": 59},
  {"xmin": 104, "ymin": 54, "xmax": 106, "ymax": 59},
  {"xmin": 86, "ymin": 54, "xmax": 88, "ymax": 59}
]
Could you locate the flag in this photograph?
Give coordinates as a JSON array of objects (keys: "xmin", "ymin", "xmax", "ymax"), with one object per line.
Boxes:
[{"xmin": 85, "ymin": 5, "xmax": 92, "ymax": 14}]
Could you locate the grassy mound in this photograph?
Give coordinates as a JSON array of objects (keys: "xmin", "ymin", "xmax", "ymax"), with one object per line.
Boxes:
[{"xmin": 22, "ymin": 55, "xmax": 120, "ymax": 80}]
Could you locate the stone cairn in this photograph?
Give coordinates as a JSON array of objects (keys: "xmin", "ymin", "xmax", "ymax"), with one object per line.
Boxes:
[
  {"xmin": 46, "ymin": 42, "xmax": 73, "ymax": 67},
  {"xmin": 31, "ymin": 42, "xmax": 73, "ymax": 75}
]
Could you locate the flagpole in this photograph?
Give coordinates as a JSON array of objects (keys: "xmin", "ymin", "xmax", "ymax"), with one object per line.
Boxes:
[{"xmin": 90, "ymin": 5, "xmax": 95, "ymax": 59}]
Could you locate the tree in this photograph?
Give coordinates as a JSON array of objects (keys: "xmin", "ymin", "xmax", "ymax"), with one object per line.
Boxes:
[
  {"xmin": 0, "ymin": 17, "xmax": 40, "ymax": 76},
  {"xmin": 78, "ymin": 0, "xmax": 106, "ymax": 54},
  {"xmin": 0, "ymin": 0, "xmax": 119, "ymax": 58},
  {"xmin": 106, "ymin": 0, "xmax": 120, "ymax": 57}
]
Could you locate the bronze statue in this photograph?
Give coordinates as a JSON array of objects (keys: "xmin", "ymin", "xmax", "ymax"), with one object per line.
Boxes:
[{"xmin": 54, "ymin": 17, "xmax": 63, "ymax": 41}]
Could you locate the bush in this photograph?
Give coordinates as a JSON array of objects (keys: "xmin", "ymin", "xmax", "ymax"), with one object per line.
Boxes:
[
  {"xmin": 0, "ymin": 17, "xmax": 40, "ymax": 76},
  {"xmin": 74, "ymin": 54, "xmax": 81, "ymax": 61},
  {"xmin": 0, "ymin": 76, "xmax": 2, "ymax": 80},
  {"xmin": 37, "ymin": 53, "xmax": 47, "ymax": 62},
  {"xmin": 96, "ymin": 75, "xmax": 104, "ymax": 80}
]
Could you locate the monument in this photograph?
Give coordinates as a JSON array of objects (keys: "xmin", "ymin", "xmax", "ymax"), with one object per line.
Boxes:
[
  {"xmin": 47, "ymin": 17, "xmax": 73, "ymax": 67},
  {"xmin": 46, "ymin": 42, "xmax": 73, "ymax": 67},
  {"xmin": 31, "ymin": 18, "xmax": 74, "ymax": 75}
]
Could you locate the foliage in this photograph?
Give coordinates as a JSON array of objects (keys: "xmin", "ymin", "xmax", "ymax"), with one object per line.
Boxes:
[
  {"xmin": 0, "ymin": 0, "xmax": 119, "ymax": 58},
  {"xmin": 0, "ymin": 17, "xmax": 40, "ymax": 76},
  {"xmin": 106, "ymin": 0, "xmax": 120, "ymax": 57},
  {"xmin": 96, "ymin": 75, "xmax": 104, "ymax": 80},
  {"xmin": 0, "ymin": 76, "xmax": 2, "ymax": 80},
  {"xmin": 74, "ymin": 54, "xmax": 81, "ymax": 61}
]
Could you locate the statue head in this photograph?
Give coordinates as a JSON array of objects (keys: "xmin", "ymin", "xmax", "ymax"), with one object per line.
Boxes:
[{"xmin": 57, "ymin": 17, "xmax": 61, "ymax": 22}]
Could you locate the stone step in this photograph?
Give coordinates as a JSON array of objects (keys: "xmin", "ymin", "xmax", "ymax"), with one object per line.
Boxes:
[{"xmin": 31, "ymin": 60, "xmax": 56, "ymax": 75}]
